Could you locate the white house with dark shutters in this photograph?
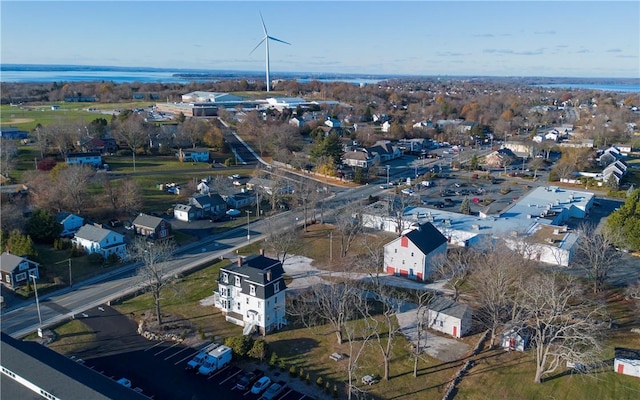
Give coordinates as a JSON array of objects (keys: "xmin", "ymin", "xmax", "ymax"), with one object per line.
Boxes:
[
  {"xmin": 213, "ymin": 253, "xmax": 287, "ymax": 335},
  {"xmin": 383, "ymin": 222, "xmax": 448, "ymax": 282}
]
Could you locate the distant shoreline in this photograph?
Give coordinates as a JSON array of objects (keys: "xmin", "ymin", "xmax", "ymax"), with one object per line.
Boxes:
[{"xmin": 1, "ymin": 64, "xmax": 638, "ymax": 92}]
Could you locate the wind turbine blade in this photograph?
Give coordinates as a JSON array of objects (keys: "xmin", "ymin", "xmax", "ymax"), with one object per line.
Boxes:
[
  {"xmin": 259, "ymin": 11, "xmax": 268, "ymax": 35},
  {"xmin": 267, "ymin": 36, "xmax": 291, "ymax": 46},
  {"xmin": 249, "ymin": 38, "xmax": 266, "ymax": 55}
]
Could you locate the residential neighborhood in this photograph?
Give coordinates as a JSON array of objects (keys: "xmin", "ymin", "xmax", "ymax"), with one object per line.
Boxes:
[{"xmin": 1, "ymin": 75, "xmax": 639, "ymax": 400}]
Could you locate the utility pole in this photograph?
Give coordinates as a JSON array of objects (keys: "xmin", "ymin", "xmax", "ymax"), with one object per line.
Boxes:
[
  {"xmin": 329, "ymin": 231, "xmax": 333, "ymax": 262},
  {"xmin": 386, "ymin": 165, "xmax": 390, "ymax": 187},
  {"xmin": 246, "ymin": 210, "xmax": 252, "ymax": 241},
  {"xmin": 30, "ymin": 273, "xmax": 43, "ymax": 337},
  {"xmin": 55, "ymin": 258, "xmax": 72, "ymax": 287}
]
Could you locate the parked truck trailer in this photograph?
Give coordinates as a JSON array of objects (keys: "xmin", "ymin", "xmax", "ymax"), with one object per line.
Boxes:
[{"xmin": 197, "ymin": 345, "xmax": 233, "ymax": 375}]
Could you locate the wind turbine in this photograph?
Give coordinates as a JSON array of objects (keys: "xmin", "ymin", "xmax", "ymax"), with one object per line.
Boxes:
[{"xmin": 249, "ymin": 12, "xmax": 291, "ymax": 92}]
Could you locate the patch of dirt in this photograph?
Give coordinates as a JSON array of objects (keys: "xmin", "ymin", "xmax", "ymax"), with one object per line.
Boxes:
[{"xmin": 3, "ymin": 118, "xmax": 34, "ymax": 124}]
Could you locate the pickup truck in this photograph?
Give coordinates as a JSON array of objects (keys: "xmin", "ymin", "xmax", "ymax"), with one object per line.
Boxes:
[{"xmin": 186, "ymin": 343, "xmax": 219, "ymax": 370}]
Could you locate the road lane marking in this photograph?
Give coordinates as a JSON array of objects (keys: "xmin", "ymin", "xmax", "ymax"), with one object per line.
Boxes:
[
  {"xmin": 206, "ymin": 365, "xmax": 229, "ymax": 380},
  {"xmin": 144, "ymin": 341, "xmax": 165, "ymax": 351},
  {"xmin": 175, "ymin": 350, "xmax": 201, "ymax": 366},
  {"xmin": 155, "ymin": 341, "xmax": 180, "ymax": 356},
  {"xmin": 219, "ymin": 369, "xmax": 241, "ymax": 384},
  {"xmin": 164, "ymin": 345, "xmax": 191, "ymax": 361}
]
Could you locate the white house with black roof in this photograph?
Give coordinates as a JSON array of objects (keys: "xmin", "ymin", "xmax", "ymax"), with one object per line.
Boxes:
[
  {"xmin": 213, "ymin": 252, "xmax": 287, "ymax": 335},
  {"xmin": 383, "ymin": 222, "xmax": 448, "ymax": 282}
]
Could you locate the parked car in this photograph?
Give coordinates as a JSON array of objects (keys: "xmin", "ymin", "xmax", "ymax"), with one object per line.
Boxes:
[
  {"xmin": 236, "ymin": 369, "xmax": 264, "ymax": 391},
  {"xmin": 251, "ymin": 376, "xmax": 272, "ymax": 395},
  {"xmin": 116, "ymin": 378, "xmax": 132, "ymax": 388},
  {"xmin": 259, "ymin": 381, "xmax": 286, "ymax": 400}
]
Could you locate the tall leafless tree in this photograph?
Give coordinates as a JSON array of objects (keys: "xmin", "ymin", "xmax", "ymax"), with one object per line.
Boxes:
[
  {"xmin": 334, "ymin": 203, "xmax": 363, "ymax": 258},
  {"xmin": 515, "ymin": 272, "xmax": 608, "ymax": 383},
  {"xmin": 287, "ymin": 280, "xmax": 360, "ymax": 345},
  {"xmin": 112, "ymin": 113, "xmax": 147, "ymax": 172},
  {"xmin": 574, "ymin": 223, "xmax": 621, "ymax": 293},
  {"xmin": 128, "ymin": 237, "xmax": 177, "ymax": 328},
  {"xmin": 263, "ymin": 218, "xmax": 300, "ymax": 264},
  {"xmin": 468, "ymin": 240, "xmax": 525, "ymax": 347}
]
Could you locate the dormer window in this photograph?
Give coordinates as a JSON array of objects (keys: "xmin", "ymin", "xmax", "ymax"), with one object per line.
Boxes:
[
  {"xmin": 235, "ymin": 276, "xmax": 241, "ymax": 287},
  {"xmin": 250, "ymin": 285, "xmax": 256, "ymax": 296},
  {"xmin": 222, "ymin": 272, "xmax": 229, "ymax": 284}
]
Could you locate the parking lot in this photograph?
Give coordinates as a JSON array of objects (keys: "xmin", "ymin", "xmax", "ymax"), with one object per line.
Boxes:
[{"xmin": 72, "ymin": 305, "xmax": 309, "ymax": 400}]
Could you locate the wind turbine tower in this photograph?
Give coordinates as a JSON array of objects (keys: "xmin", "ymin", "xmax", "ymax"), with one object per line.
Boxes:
[{"xmin": 249, "ymin": 12, "xmax": 291, "ymax": 92}]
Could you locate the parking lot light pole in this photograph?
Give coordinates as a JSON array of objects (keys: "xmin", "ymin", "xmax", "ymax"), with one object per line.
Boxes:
[
  {"xmin": 246, "ymin": 210, "xmax": 252, "ymax": 241},
  {"xmin": 386, "ymin": 165, "xmax": 390, "ymax": 186},
  {"xmin": 30, "ymin": 273, "xmax": 43, "ymax": 337}
]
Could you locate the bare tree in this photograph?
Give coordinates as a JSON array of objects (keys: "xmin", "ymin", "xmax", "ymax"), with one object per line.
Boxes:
[
  {"xmin": 0, "ymin": 140, "xmax": 17, "ymax": 180},
  {"xmin": 334, "ymin": 203, "xmax": 363, "ymax": 258},
  {"xmin": 263, "ymin": 218, "xmax": 300, "ymax": 264},
  {"xmin": 434, "ymin": 247, "xmax": 473, "ymax": 301},
  {"xmin": 56, "ymin": 165, "xmax": 94, "ymax": 214},
  {"xmin": 515, "ymin": 272, "xmax": 608, "ymax": 383},
  {"xmin": 112, "ymin": 113, "xmax": 147, "ymax": 172},
  {"xmin": 574, "ymin": 223, "xmax": 621, "ymax": 293},
  {"xmin": 103, "ymin": 177, "xmax": 143, "ymax": 216},
  {"xmin": 288, "ymin": 281, "xmax": 360, "ymax": 345},
  {"xmin": 294, "ymin": 178, "xmax": 320, "ymax": 232},
  {"xmin": 468, "ymin": 240, "xmax": 525, "ymax": 347},
  {"xmin": 177, "ymin": 118, "xmax": 208, "ymax": 148},
  {"xmin": 342, "ymin": 296, "xmax": 375, "ymax": 400},
  {"xmin": 409, "ymin": 289, "xmax": 434, "ymax": 378},
  {"xmin": 357, "ymin": 241, "xmax": 407, "ymax": 382},
  {"xmin": 128, "ymin": 237, "xmax": 177, "ymax": 328}
]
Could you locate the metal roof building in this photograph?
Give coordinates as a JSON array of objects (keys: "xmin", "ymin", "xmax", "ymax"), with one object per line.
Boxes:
[{"xmin": 0, "ymin": 332, "xmax": 147, "ymax": 400}]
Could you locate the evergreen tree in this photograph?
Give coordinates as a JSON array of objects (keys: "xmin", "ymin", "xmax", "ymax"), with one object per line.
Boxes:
[
  {"xmin": 27, "ymin": 209, "xmax": 62, "ymax": 244},
  {"xmin": 5, "ymin": 230, "xmax": 38, "ymax": 259},
  {"xmin": 460, "ymin": 197, "xmax": 471, "ymax": 215},
  {"xmin": 606, "ymin": 189, "xmax": 640, "ymax": 250}
]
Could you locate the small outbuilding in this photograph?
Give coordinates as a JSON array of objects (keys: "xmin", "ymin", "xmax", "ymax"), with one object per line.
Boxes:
[
  {"xmin": 426, "ymin": 296, "xmax": 472, "ymax": 338},
  {"xmin": 500, "ymin": 324, "xmax": 532, "ymax": 352},
  {"xmin": 614, "ymin": 347, "xmax": 640, "ymax": 378}
]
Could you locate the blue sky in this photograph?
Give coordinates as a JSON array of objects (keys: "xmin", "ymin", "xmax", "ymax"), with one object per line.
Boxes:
[{"xmin": 1, "ymin": 1, "xmax": 638, "ymax": 78}]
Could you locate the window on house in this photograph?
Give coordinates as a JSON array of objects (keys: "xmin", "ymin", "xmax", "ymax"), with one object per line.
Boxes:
[
  {"xmin": 235, "ymin": 276, "xmax": 241, "ymax": 286},
  {"xmin": 222, "ymin": 272, "xmax": 228, "ymax": 283},
  {"xmin": 274, "ymin": 282, "xmax": 280, "ymax": 293},
  {"xmin": 15, "ymin": 272, "xmax": 26, "ymax": 282},
  {"xmin": 250, "ymin": 285, "xmax": 256, "ymax": 296},
  {"xmin": 394, "ymin": 249, "xmax": 397, "ymax": 253},
  {"xmin": 402, "ymin": 260, "xmax": 405, "ymax": 265},
  {"xmin": 246, "ymin": 298, "xmax": 249, "ymax": 305},
  {"xmin": 411, "ymin": 252, "xmax": 414, "ymax": 257},
  {"xmin": 439, "ymin": 321, "xmax": 443, "ymax": 327}
]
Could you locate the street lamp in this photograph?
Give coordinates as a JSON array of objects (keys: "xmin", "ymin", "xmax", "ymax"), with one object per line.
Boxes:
[
  {"xmin": 386, "ymin": 165, "xmax": 390, "ymax": 187},
  {"xmin": 246, "ymin": 210, "xmax": 252, "ymax": 241},
  {"xmin": 30, "ymin": 273, "xmax": 43, "ymax": 337}
]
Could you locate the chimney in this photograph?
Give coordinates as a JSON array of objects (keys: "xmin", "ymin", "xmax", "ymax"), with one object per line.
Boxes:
[
  {"xmin": 237, "ymin": 257, "xmax": 242, "ymax": 267},
  {"xmin": 259, "ymin": 248, "xmax": 264, "ymax": 256}
]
